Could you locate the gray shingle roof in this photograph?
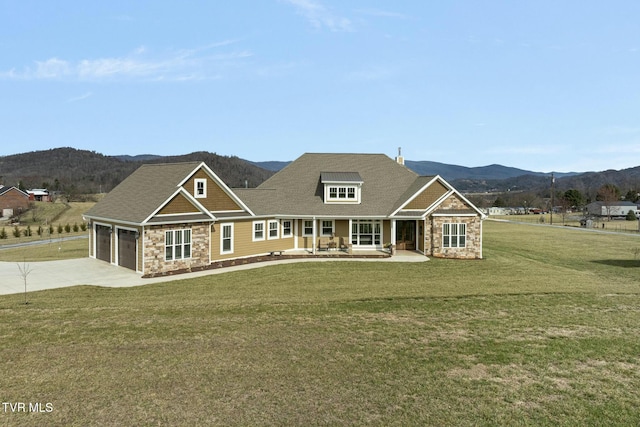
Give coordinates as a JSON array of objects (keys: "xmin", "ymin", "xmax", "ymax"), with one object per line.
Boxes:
[
  {"xmin": 235, "ymin": 153, "xmax": 419, "ymax": 217},
  {"xmin": 84, "ymin": 162, "xmax": 202, "ymax": 224}
]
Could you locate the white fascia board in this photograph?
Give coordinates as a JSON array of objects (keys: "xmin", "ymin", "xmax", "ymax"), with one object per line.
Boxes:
[
  {"xmin": 321, "ymin": 180, "xmax": 364, "ymax": 185},
  {"xmin": 142, "ymin": 187, "xmax": 215, "ymax": 225},
  {"xmin": 390, "ymin": 176, "xmax": 440, "ymax": 217},
  {"xmin": 182, "ymin": 162, "xmax": 256, "ymax": 216},
  {"xmin": 83, "ymin": 215, "xmax": 143, "ymax": 227},
  {"xmin": 423, "ymin": 189, "xmax": 455, "ymax": 217},
  {"xmin": 435, "ymin": 176, "xmax": 487, "ymax": 219},
  {"xmin": 432, "ymin": 213, "xmax": 479, "ymax": 217},
  {"xmin": 421, "ymin": 175, "xmax": 487, "ymax": 219}
]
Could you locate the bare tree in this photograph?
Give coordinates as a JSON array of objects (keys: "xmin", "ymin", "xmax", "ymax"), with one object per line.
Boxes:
[
  {"xmin": 597, "ymin": 184, "xmax": 620, "ymax": 221},
  {"xmin": 17, "ymin": 260, "xmax": 33, "ymax": 305}
]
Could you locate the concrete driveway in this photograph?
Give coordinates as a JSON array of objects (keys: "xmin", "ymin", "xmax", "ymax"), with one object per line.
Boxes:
[{"xmin": 0, "ymin": 253, "xmax": 428, "ymax": 296}]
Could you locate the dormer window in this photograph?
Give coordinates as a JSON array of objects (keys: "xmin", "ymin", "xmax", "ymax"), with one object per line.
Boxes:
[
  {"xmin": 321, "ymin": 172, "xmax": 363, "ymax": 204},
  {"xmin": 194, "ymin": 179, "xmax": 207, "ymax": 198}
]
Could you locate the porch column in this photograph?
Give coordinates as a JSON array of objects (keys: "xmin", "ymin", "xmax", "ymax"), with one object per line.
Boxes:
[
  {"xmin": 294, "ymin": 219, "xmax": 298, "ymax": 250},
  {"xmin": 312, "ymin": 217, "xmax": 317, "ymax": 255},
  {"xmin": 390, "ymin": 219, "xmax": 396, "ymax": 246}
]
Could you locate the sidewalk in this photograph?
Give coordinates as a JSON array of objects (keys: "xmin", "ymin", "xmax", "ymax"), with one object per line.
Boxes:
[{"xmin": 0, "ymin": 252, "xmax": 428, "ymax": 296}]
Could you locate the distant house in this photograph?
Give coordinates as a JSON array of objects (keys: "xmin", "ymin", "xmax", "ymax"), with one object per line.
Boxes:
[
  {"xmin": 0, "ymin": 185, "xmax": 29, "ymax": 218},
  {"xmin": 27, "ymin": 188, "xmax": 52, "ymax": 202},
  {"xmin": 84, "ymin": 153, "xmax": 486, "ymax": 275},
  {"xmin": 586, "ymin": 201, "xmax": 640, "ymax": 217},
  {"xmin": 485, "ymin": 207, "xmax": 508, "ymax": 216}
]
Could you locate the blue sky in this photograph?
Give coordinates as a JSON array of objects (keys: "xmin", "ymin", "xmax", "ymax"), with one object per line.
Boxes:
[{"xmin": 2, "ymin": 1, "xmax": 639, "ymax": 172}]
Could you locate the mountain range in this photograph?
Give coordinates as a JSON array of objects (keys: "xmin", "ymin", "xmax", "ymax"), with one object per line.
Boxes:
[{"xmin": 1, "ymin": 148, "xmax": 638, "ymax": 201}]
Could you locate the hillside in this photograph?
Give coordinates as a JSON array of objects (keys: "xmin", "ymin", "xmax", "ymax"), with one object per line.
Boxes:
[
  {"xmin": 405, "ymin": 160, "xmax": 562, "ymax": 181},
  {"xmin": 0, "ymin": 147, "xmax": 274, "ymax": 198},
  {"xmin": 2, "ymin": 148, "xmax": 638, "ymax": 202}
]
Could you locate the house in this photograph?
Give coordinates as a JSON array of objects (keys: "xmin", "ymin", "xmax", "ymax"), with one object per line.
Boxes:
[
  {"xmin": 586, "ymin": 201, "xmax": 640, "ymax": 218},
  {"xmin": 0, "ymin": 185, "xmax": 29, "ymax": 218},
  {"xmin": 27, "ymin": 188, "xmax": 52, "ymax": 202},
  {"xmin": 83, "ymin": 153, "xmax": 486, "ymax": 276}
]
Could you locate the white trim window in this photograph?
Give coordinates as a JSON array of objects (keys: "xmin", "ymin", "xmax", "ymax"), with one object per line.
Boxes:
[
  {"xmin": 165, "ymin": 229, "xmax": 192, "ymax": 261},
  {"xmin": 194, "ymin": 178, "xmax": 207, "ymax": 198},
  {"xmin": 325, "ymin": 185, "xmax": 360, "ymax": 203},
  {"xmin": 321, "ymin": 220, "xmax": 334, "ymax": 236},
  {"xmin": 303, "ymin": 220, "xmax": 314, "ymax": 236},
  {"xmin": 268, "ymin": 220, "xmax": 279, "ymax": 240},
  {"xmin": 443, "ymin": 223, "xmax": 466, "ymax": 248},
  {"xmin": 220, "ymin": 223, "xmax": 234, "ymax": 254},
  {"xmin": 282, "ymin": 220, "xmax": 292, "ymax": 238},
  {"xmin": 351, "ymin": 220, "xmax": 381, "ymax": 246},
  {"xmin": 253, "ymin": 221, "xmax": 265, "ymax": 241}
]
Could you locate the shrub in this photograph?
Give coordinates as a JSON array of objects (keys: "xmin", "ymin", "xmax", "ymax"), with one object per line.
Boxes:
[
  {"xmin": 37, "ymin": 225, "xmax": 43, "ymax": 237},
  {"xmin": 73, "ymin": 223, "xmax": 79, "ymax": 232},
  {"xmin": 0, "ymin": 228, "xmax": 7, "ymax": 239},
  {"xmin": 80, "ymin": 222, "xmax": 87, "ymax": 232},
  {"xmin": 65, "ymin": 224, "xmax": 71, "ymax": 233},
  {"xmin": 57, "ymin": 224, "xmax": 63, "ymax": 235},
  {"xmin": 23, "ymin": 225, "xmax": 32, "ymax": 237},
  {"xmin": 626, "ymin": 210, "xmax": 637, "ymax": 221},
  {"xmin": 13, "ymin": 226, "xmax": 21, "ymax": 238},
  {"xmin": 49, "ymin": 224, "xmax": 54, "ymax": 235}
]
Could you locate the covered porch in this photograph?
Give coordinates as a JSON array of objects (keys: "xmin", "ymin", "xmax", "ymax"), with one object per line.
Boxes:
[{"xmin": 296, "ymin": 218, "xmax": 426, "ymax": 256}]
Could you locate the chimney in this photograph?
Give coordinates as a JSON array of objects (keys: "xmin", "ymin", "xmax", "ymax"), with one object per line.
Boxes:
[{"xmin": 395, "ymin": 146, "xmax": 404, "ymax": 165}]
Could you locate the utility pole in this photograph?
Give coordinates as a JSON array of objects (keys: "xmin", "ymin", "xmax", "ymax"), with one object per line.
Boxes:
[{"xmin": 550, "ymin": 173, "xmax": 555, "ymax": 225}]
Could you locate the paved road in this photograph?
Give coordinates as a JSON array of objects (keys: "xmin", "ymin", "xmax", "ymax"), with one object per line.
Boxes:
[
  {"xmin": 0, "ymin": 252, "xmax": 428, "ymax": 296},
  {"xmin": 0, "ymin": 235, "xmax": 88, "ymax": 250}
]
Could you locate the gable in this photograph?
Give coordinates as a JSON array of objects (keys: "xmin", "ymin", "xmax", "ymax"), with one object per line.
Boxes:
[
  {"xmin": 157, "ymin": 192, "xmax": 201, "ymax": 215},
  {"xmin": 0, "ymin": 186, "xmax": 28, "ymax": 198},
  {"xmin": 405, "ymin": 180, "xmax": 448, "ymax": 210},
  {"xmin": 183, "ymin": 169, "xmax": 244, "ymax": 212},
  {"xmin": 433, "ymin": 193, "xmax": 477, "ymax": 214}
]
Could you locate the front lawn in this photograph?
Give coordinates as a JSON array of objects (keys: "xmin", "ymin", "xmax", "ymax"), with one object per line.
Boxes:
[{"xmin": 1, "ymin": 221, "xmax": 639, "ymax": 426}]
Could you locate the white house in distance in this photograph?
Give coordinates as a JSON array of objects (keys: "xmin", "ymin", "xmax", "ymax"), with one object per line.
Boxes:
[{"xmin": 586, "ymin": 201, "xmax": 640, "ymax": 218}]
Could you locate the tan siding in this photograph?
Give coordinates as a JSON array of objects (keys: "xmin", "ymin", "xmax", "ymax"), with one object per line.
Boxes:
[
  {"xmin": 383, "ymin": 220, "xmax": 391, "ymax": 246},
  {"xmin": 405, "ymin": 181, "xmax": 448, "ymax": 209},
  {"xmin": 211, "ymin": 219, "xmax": 294, "ymax": 261},
  {"xmin": 158, "ymin": 193, "xmax": 200, "ymax": 215},
  {"xmin": 297, "ymin": 219, "xmax": 314, "ymax": 250},
  {"xmin": 184, "ymin": 169, "xmax": 242, "ymax": 212}
]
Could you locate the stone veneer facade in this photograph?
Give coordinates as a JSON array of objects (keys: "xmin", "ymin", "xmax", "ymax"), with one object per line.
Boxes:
[
  {"xmin": 424, "ymin": 194, "xmax": 483, "ymax": 259},
  {"xmin": 144, "ymin": 223, "xmax": 210, "ymax": 276}
]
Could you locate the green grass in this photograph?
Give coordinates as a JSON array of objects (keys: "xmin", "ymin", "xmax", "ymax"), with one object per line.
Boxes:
[
  {"xmin": 0, "ymin": 237, "xmax": 88, "ymax": 262},
  {"xmin": 0, "ymin": 201, "xmax": 92, "ymax": 246},
  {"xmin": 1, "ymin": 221, "xmax": 640, "ymax": 426}
]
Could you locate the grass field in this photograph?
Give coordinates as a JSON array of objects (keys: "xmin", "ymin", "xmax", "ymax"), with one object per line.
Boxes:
[
  {"xmin": 492, "ymin": 213, "xmax": 640, "ymax": 233},
  {"xmin": 0, "ymin": 201, "xmax": 92, "ymax": 247},
  {"xmin": 1, "ymin": 221, "xmax": 640, "ymax": 426},
  {"xmin": 0, "ymin": 237, "xmax": 88, "ymax": 262}
]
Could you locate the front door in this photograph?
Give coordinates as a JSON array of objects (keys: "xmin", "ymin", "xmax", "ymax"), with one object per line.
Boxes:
[{"xmin": 396, "ymin": 220, "xmax": 416, "ymax": 250}]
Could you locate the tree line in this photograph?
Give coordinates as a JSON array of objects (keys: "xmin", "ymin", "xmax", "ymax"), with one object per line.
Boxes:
[{"xmin": 0, "ymin": 147, "xmax": 274, "ymax": 201}]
